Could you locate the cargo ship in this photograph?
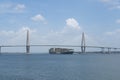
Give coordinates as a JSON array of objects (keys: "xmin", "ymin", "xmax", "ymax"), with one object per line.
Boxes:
[{"xmin": 49, "ymin": 48, "xmax": 74, "ymax": 54}]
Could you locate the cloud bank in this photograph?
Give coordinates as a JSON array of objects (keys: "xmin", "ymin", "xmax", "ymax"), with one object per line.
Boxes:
[
  {"xmin": 100, "ymin": 0, "xmax": 120, "ymax": 9},
  {"xmin": 0, "ymin": 3, "xmax": 26, "ymax": 13}
]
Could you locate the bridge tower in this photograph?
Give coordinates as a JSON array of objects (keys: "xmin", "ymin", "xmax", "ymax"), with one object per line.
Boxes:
[
  {"xmin": 26, "ymin": 30, "xmax": 30, "ymax": 54},
  {"xmin": 81, "ymin": 32, "xmax": 86, "ymax": 53},
  {"xmin": 0, "ymin": 46, "xmax": 1, "ymax": 54}
]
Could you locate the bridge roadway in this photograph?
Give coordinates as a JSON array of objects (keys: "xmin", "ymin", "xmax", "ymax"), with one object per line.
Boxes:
[
  {"xmin": 0, "ymin": 44, "xmax": 120, "ymax": 49},
  {"xmin": 0, "ymin": 44, "xmax": 120, "ymax": 53}
]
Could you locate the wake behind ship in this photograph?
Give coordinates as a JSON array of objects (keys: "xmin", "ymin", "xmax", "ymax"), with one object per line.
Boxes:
[{"xmin": 49, "ymin": 48, "xmax": 74, "ymax": 54}]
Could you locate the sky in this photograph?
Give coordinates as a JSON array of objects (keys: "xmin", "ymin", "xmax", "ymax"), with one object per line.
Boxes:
[{"xmin": 0, "ymin": 0, "xmax": 120, "ymax": 52}]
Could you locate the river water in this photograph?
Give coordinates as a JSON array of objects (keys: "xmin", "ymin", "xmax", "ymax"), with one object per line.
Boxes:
[{"xmin": 0, "ymin": 53, "xmax": 120, "ymax": 80}]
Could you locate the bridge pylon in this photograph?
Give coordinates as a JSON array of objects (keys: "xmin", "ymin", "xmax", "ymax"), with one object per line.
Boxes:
[
  {"xmin": 81, "ymin": 32, "xmax": 86, "ymax": 53},
  {"xmin": 0, "ymin": 46, "xmax": 1, "ymax": 54},
  {"xmin": 26, "ymin": 30, "xmax": 30, "ymax": 54}
]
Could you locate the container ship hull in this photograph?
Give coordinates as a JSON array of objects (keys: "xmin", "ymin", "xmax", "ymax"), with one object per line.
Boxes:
[{"xmin": 49, "ymin": 48, "xmax": 74, "ymax": 54}]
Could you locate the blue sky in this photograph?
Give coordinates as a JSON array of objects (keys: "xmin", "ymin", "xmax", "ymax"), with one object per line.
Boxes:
[{"xmin": 0, "ymin": 0, "xmax": 120, "ymax": 52}]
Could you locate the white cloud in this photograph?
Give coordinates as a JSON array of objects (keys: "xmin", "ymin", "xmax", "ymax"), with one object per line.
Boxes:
[
  {"xmin": 0, "ymin": 31, "xmax": 14, "ymax": 36},
  {"xmin": 31, "ymin": 14, "xmax": 45, "ymax": 21},
  {"xmin": 105, "ymin": 29, "xmax": 120, "ymax": 35},
  {"xmin": 100, "ymin": 0, "xmax": 120, "ymax": 9},
  {"xmin": 0, "ymin": 27, "xmax": 36, "ymax": 45},
  {"xmin": 0, "ymin": 3, "xmax": 26, "ymax": 13},
  {"xmin": 14, "ymin": 4, "xmax": 26, "ymax": 12},
  {"xmin": 116, "ymin": 19, "xmax": 120, "ymax": 24},
  {"xmin": 66, "ymin": 18, "xmax": 81, "ymax": 30},
  {"xmin": 30, "ymin": 17, "xmax": 82, "ymax": 45}
]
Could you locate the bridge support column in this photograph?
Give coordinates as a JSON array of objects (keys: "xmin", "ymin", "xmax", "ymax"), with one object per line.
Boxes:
[
  {"xmin": 81, "ymin": 32, "xmax": 86, "ymax": 53},
  {"xmin": 26, "ymin": 30, "xmax": 30, "ymax": 54},
  {"xmin": 81, "ymin": 46, "xmax": 86, "ymax": 53},
  {"xmin": 26, "ymin": 46, "xmax": 30, "ymax": 54}
]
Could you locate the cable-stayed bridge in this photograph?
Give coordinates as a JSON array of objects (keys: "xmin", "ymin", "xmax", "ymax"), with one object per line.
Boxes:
[
  {"xmin": 0, "ymin": 45, "xmax": 120, "ymax": 54},
  {"xmin": 0, "ymin": 30, "xmax": 120, "ymax": 54}
]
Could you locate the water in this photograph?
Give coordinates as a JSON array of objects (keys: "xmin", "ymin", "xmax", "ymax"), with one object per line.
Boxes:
[{"xmin": 0, "ymin": 53, "xmax": 120, "ymax": 80}]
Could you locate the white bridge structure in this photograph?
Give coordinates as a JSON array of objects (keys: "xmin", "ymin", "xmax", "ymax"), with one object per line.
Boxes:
[{"xmin": 0, "ymin": 30, "xmax": 120, "ymax": 54}]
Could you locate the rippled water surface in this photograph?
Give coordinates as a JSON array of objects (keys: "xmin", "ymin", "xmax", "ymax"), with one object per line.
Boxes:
[{"xmin": 0, "ymin": 53, "xmax": 120, "ymax": 80}]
